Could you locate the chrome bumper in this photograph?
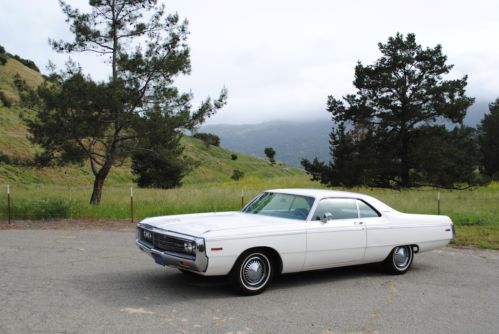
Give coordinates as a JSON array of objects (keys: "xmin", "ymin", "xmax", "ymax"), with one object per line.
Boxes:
[{"xmin": 136, "ymin": 225, "xmax": 209, "ymax": 273}]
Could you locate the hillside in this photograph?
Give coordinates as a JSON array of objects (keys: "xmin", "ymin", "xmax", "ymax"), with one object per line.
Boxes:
[
  {"xmin": 202, "ymin": 120, "xmax": 331, "ymax": 167},
  {"xmin": 0, "ymin": 56, "xmax": 304, "ymax": 186}
]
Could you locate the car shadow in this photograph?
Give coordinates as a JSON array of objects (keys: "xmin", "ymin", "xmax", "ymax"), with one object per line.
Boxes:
[{"xmin": 70, "ymin": 262, "xmax": 430, "ymax": 306}]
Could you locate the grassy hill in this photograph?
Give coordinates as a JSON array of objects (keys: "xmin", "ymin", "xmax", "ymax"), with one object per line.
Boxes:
[{"xmin": 0, "ymin": 56, "xmax": 304, "ymax": 186}]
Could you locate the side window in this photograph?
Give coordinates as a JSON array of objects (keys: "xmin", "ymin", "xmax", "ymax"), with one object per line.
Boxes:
[
  {"xmin": 357, "ymin": 200, "xmax": 380, "ymax": 218},
  {"xmin": 313, "ymin": 198, "xmax": 359, "ymax": 221}
]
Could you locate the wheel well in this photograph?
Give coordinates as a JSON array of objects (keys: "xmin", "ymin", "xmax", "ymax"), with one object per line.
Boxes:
[
  {"xmin": 235, "ymin": 247, "xmax": 283, "ymax": 275},
  {"xmin": 384, "ymin": 244, "xmax": 419, "ymax": 261}
]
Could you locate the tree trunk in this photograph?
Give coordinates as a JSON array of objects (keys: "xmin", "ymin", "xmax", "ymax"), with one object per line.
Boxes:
[
  {"xmin": 89, "ymin": 166, "xmax": 111, "ymax": 205},
  {"xmin": 400, "ymin": 135, "xmax": 410, "ymax": 187}
]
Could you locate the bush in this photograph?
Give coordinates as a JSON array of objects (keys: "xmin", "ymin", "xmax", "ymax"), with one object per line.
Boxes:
[
  {"xmin": 0, "ymin": 54, "xmax": 6, "ymax": 66},
  {"xmin": 231, "ymin": 169, "xmax": 244, "ymax": 181},
  {"xmin": 0, "ymin": 45, "xmax": 5, "ymax": 54},
  {"xmin": 8, "ymin": 53, "xmax": 40, "ymax": 72},
  {"xmin": 193, "ymin": 132, "xmax": 220, "ymax": 147},
  {"xmin": 264, "ymin": 147, "xmax": 276, "ymax": 164},
  {"xmin": 11, "ymin": 199, "xmax": 72, "ymax": 220},
  {"xmin": 0, "ymin": 90, "xmax": 12, "ymax": 107},
  {"xmin": 231, "ymin": 153, "xmax": 238, "ymax": 160}
]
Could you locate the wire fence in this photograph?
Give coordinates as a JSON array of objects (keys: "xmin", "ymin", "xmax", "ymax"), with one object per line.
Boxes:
[{"xmin": 0, "ymin": 183, "xmax": 250, "ymax": 223}]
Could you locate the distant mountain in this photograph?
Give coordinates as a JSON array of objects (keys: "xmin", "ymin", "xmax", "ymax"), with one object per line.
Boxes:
[
  {"xmin": 202, "ymin": 99, "xmax": 492, "ymax": 168},
  {"xmin": 201, "ymin": 120, "xmax": 331, "ymax": 167},
  {"xmin": 464, "ymin": 101, "xmax": 490, "ymax": 126}
]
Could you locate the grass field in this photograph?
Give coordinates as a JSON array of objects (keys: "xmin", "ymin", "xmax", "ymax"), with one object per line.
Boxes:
[{"xmin": 1, "ymin": 176, "xmax": 498, "ymax": 250}]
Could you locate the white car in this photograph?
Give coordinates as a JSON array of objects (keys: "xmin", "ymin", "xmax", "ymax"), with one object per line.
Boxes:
[{"xmin": 136, "ymin": 189, "xmax": 454, "ymax": 295}]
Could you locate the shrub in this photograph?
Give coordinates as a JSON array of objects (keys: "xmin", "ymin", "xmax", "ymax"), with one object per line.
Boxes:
[
  {"xmin": 193, "ymin": 133, "xmax": 220, "ymax": 147},
  {"xmin": 264, "ymin": 147, "xmax": 276, "ymax": 164},
  {"xmin": 0, "ymin": 54, "xmax": 6, "ymax": 66},
  {"xmin": 231, "ymin": 169, "xmax": 244, "ymax": 181},
  {"xmin": 231, "ymin": 153, "xmax": 238, "ymax": 160},
  {"xmin": 8, "ymin": 53, "xmax": 40, "ymax": 72},
  {"xmin": 12, "ymin": 199, "xmax": 72, "ymax": 219},
  {"xmin": 0, "ymin": 90, "xmax": 12, "ymax": 107}
]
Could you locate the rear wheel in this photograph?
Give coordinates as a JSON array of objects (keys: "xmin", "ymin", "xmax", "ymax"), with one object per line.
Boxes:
[
  {"xmin": 230, "ymin": 251, "xmax": 273, "ymax": 295},
  {"xmin": 383, "ymin": 245, "xmax": 414, "ymax": 275}
]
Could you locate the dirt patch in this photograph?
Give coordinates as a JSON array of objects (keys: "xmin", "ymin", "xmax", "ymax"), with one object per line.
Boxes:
[{"xmin": 0, "ymin": 219, "xmax": 136, "ymax": 232}]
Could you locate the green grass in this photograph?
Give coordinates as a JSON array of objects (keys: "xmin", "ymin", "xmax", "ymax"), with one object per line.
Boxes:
[{"xmin": 1, "ymin": 178, "xmax": 498, "ymax": 250}]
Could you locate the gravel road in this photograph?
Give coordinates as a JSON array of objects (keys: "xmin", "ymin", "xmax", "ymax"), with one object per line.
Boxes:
[{"xmin": 0, "ymin": 229, "xmax": 497, "ymax": 334}]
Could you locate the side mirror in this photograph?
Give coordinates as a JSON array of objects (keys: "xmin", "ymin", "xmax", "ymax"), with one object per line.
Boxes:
[{"xmin": 321, "ymin": 212, "xmax": 333, "ymax": 223}]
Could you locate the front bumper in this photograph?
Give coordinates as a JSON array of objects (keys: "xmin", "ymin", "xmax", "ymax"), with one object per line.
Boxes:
[{"xmin": 136, "ymin": 224, "xmax": 209, "ymax": 273}]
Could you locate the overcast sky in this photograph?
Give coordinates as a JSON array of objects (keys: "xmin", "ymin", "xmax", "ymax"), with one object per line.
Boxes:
[{"xmin": 1, "ymin": 0, "xmax": 498, "ymax": 124}]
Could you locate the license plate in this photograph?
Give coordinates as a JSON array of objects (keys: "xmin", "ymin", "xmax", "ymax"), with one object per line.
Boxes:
[{"xmin": 152, "ymin": 253, "xmax": 165, "ymax": 266}]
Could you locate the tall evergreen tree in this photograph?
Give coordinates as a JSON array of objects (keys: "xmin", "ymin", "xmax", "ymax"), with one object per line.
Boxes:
[
  {"xmin": 303, "ymin": 33, "xmax": 474, "ymax": 188},
  {"xmin": 478, "ymin": 99, "xmax": 499, "ymax": 178},
  {"xmin": 27, "ymin": 0, "xmax": 227, "ymax": 204}
]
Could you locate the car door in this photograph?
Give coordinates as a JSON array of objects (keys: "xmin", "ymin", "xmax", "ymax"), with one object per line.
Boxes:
[{"xmin": 304, "ymin": 198, "xmax": 366, "ymax": 269}]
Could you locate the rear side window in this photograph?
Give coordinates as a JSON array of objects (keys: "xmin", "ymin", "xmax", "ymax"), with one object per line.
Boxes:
[
  {"xmin": 313, "ymin": 198, "xmax": 359, "ymax": 220},
  {"xmin": 357, "ymin": 200, "xmax": 380, "ymax": 218}
]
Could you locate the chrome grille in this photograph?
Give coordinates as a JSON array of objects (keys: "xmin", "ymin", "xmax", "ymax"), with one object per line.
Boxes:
[{"xmin": 138, "ymin": 227, "xmax": 191, "ymax": 256}]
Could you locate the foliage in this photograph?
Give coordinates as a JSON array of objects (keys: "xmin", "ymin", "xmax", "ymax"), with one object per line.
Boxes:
[
  {"xmin": 9, "ymin": 55, "xmax": 39, "ymax": 72},
  {"xmin": 478, "ymin": 99, "xmax": 499, "ymax": 177},
  {"xmin": 231, "ymin": 153, "xmax": 238, "ymax": 160},
  {"xmin": 231, "ymin": 169, "xmax": 244, "ymax": 181},
  {"xmin": 131, "ymin": 108, "xmax": 193, "ymax": 189},
  {"xmin": 2, "ymin": 47, "xmax": 40, "ymax": 71},
  {"xmin": 27, "ymin": 0, "xmax": 227, "ymax": 205},
  {"xmin": 193, "ymin": 132, "xmax": 221, "ymax": 147},
  {"xmin": 410, "ymin": 125, "xmax": 483, "ymax": 187},
  {"xmin": 0, "ymin": 90, "xmax": 11, "ymax": 107},
  {"xmin": 13, "ymin": 74, "xmax": 38, "ymax": 108},
  {"xmin": 303, "ymin": 33, "xmax": 475, "ymax": 188},
  {"xmin": 264, "ymin": 147, "xmax": 276, "ymax": 164}
]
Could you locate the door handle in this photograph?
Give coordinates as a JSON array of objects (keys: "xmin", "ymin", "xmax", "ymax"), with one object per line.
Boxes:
[{"xmin": 354, "ymin": 221, "xmax": 364, "ymax": 225}]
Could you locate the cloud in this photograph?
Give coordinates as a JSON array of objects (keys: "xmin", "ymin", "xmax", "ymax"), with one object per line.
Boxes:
[{"xmin": 1, "ymin": 0, "xmax": 498, "ymax": 124}]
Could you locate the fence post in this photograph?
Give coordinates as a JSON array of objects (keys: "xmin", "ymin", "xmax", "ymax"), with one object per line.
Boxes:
[
  {"xmin": 437, "ymin": 191, "xmax": 440, "ymax": 215},
  {"xmin": 241, "ymin": 189, "xmax": 244, "ymax": 209},
  {"xmin": 7, "ymin": 184, "xmax": 12, "ymax": 225},
  {"xmin": 130, "ymin": 186, "xmax": 134, "ymax": 224}
]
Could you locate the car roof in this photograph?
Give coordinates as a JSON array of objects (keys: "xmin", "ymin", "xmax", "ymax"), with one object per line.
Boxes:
[
  {"xmin": 268, "ymin": 188, "xmax": 364, "ymax": 198},
  {"xmin": 267, "ymin": 188, "xmax": 396, "ymax": 212}
]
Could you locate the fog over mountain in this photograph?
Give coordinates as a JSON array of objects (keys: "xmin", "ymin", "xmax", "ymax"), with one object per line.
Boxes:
[
  {"xmin": 202, "ymin": 120, "xmax": 331, "ymax": 167},
  {"xmin": 202, "ymin": 99, "xmax": 491, "ymax": 168}
]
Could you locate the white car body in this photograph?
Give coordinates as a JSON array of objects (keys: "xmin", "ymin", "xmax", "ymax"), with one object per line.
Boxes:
[{"xmin": 136, "ymin": 189, "xmax": 454, "ymax": 279}]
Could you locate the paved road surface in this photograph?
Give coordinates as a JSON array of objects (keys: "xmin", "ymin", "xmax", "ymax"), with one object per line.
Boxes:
[{"xmin": 0, "ymin": 230, "xmax": 498, "ymax": 334}]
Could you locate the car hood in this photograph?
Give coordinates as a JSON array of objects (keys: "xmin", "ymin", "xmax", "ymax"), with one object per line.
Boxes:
[{"xmin": 139, "ymin": 211, "xmax": 292, "ymax": 237}]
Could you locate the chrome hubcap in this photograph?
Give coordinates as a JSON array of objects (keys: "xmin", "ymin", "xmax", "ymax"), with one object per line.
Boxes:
[
  {"xmin": 241, "ymin": 255, "xmax": 268, "ymax": 287},
  {"xmin": 393, "ymin": 246, "xmax": 411, "ymax": 269}
]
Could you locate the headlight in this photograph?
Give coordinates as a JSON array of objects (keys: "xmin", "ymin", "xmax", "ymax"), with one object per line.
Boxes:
[{"xmin": 184, "ymin": 241, "xmax": 195, "ymax": 254}]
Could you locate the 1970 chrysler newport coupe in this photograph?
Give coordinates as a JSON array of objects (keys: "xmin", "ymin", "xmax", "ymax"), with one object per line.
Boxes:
[{"xmin": 136, "ymin": 189, "xmax": 454, "ymax": 295}]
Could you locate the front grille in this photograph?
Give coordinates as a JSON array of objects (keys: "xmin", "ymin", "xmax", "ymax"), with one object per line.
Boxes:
[{"xmin": 139, "ymin": 227, "xmax": 192, "ymax": 257}]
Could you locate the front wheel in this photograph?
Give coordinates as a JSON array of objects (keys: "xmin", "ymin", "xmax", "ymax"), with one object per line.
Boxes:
[
  {"xmin": 383, "ymin": 245, "xmax": 414, "ymax": 275},
  {"xmin": 229, "ymin": 251, "xmax": 273, "ymax": 295}
]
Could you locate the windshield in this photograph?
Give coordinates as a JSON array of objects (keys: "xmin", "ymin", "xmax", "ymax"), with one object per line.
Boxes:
[{"xmin": 242, "ymin": 192, "xmax": 315, "ymax": 220}]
